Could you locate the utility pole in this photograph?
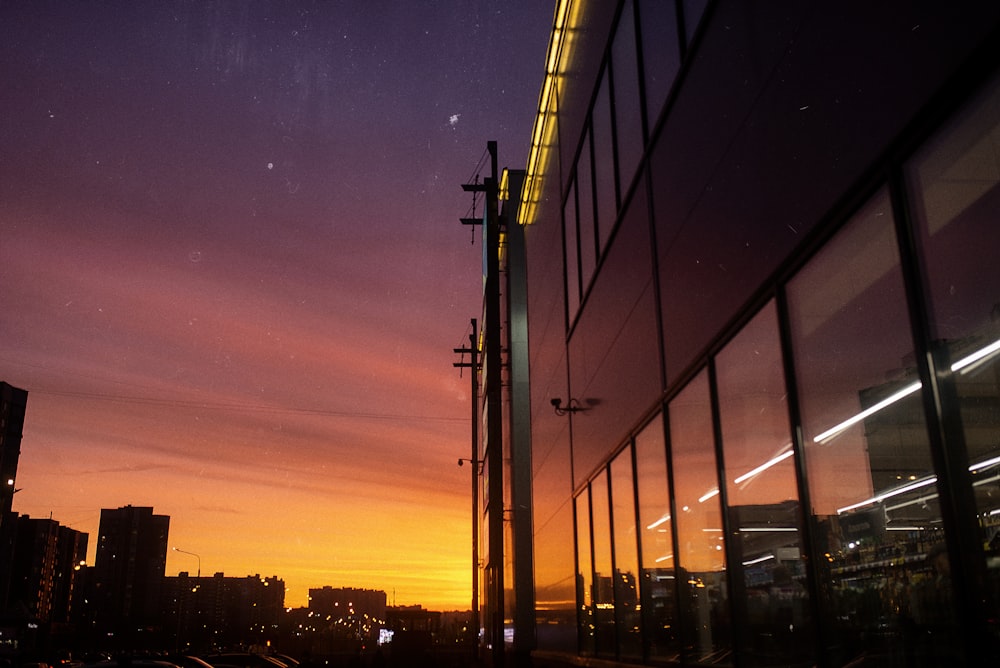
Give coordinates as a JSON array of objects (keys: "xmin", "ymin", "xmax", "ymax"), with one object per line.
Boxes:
[
  {"xmin": 459, "ymin": 141, "xmax": 504, "ymax": 667},
  {"xmin": 453, "ymin": 318, "xmax": 480, "ymax": 662}
]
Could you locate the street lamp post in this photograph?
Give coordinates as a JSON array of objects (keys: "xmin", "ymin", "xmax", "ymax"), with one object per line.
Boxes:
[{"xmin": 172, "ymin": 547, "xmax": 201, "ymax": 578}]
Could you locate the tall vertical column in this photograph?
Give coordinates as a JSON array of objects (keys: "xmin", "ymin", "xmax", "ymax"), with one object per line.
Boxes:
[{"xmin": 484, "ymin": 141, "xmax": 505, "ymax": 668}]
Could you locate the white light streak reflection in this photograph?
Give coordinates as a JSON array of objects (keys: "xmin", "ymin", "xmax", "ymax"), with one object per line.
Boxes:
[
  {"xmin": 840, "ymin": 457, "xmax": 1000, "ymax": 517},
  {"xmin": 951, "ymin": 337, "xmax": 1000, "ymax": 374},
  {"xmin": 812, "ymin": 337, "xmax": 1000, "ymax": 446},
  {"xmin": 698, "ymin": 488, "xmax": 720, "ymax": 503},
  {"xmin": 742, "ymin": 554, "xmax": 775, "ymax": 566},
  {"xmin": 837, "ymin": 476, "xmax": 938, "ymax": 514},
  {"xmin": 733, "ymin": 448, "xmax": 794, "ymax": 484},
  {"xmin": 814, "ymin": 382, "xmax": 921, "ymax": 444}
]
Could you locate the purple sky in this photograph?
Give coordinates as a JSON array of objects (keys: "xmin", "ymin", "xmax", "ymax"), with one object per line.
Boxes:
[{"xmin": 0, "ymin": 1, "xmax": 554, "ymax": 609}]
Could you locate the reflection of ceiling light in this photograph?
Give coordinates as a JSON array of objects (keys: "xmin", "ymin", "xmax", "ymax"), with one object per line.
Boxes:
[
  {"xmin": 738, "ymin": 527, "xmax": 797, "ymax": 532},
  {"xmin": 813, "ymin": 337, "xmax": 1000, "ymax": 445},
  {"xmin": 646, "ymin": 514, "xmax": 671, "ymax": 530},
  {"xmin": 951, "ymin": 337, "xmax": 1000, "ymax": 375},
  {"xmin": 654, "ymin": 554, "xmax": 673, "ymax": 563},
  {"xmin": 742, "ymin": 554, "xmax": 775, "ymax": 566},
  {"xmin": 970, "ymin": 455, "xmax": 1000, "ymax": 473},
  {"xmin": 733, "ymin": 448, "xmax": 794, "ymax": 484},
  {"xmin": 861, "ymin": 463, "xmax": 1000, "ymax": 517},
  {"xmin": 972, "ymin": 473, "xmax": 1000, "ymax": 489},
  {"xmin": 885, "ymin": 493, "xmax": 937, "ymax": 513},
  {"xmin": 886, "ymin": 526, "xmax": 924, "ymax": 531},
  {"xmin": 698, "ymin": 488, "xmax": 719, "ymax": 503},
  {"xmin": 815, "ymin": 382, "xmax": 921, "ymax": 444},
  {"xmin": 837, "ymin": 475, "xmax": 938, "ymax": 514}
]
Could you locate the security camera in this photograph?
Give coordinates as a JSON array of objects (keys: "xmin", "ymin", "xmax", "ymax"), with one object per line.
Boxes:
[
  {"xmin": 458, "ymin": 458, "xmax": 464, "ymax": 467},
  {"xmin": 550, "ymin": 397, "xmax": 561, "ymax": 408}
]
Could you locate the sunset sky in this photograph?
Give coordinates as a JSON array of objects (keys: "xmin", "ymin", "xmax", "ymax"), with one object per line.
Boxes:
[{"xmin": 0, "ymin": 1, "xmax": 554, "ymax": 610}]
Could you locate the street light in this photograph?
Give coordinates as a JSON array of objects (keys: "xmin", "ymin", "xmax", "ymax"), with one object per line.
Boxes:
[{"xmin": 173, "ymin": 547, "xmax": 201, "ymax": 577}]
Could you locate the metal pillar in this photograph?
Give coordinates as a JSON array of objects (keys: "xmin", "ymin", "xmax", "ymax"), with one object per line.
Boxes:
[{"xmin": 483, "ymin": 141, "xmax": 505, "ymax": 668}]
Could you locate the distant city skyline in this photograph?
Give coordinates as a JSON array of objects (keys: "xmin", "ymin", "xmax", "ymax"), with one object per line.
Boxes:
[
  {"xmin": 0, "ymin": 488, "xmax": 467, "ymax": 630},
  {"xmin": 2, "ymin": 443, "xmax": 480, "ymax": 615}
]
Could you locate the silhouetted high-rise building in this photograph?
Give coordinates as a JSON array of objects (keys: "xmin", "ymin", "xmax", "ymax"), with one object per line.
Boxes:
[
  {"xmin": 7, "ymin": 514, "xmax": 87, "ymax": 624},
  {"xmin": 0, "ymin": 382, "xmax": 28, "ymax": 614},
  {"xmin": 163, "ymin": 572, "xmax": 285, "ymax": 651},
  {"xmin": 0, "ymin": 382, "xmax": 27, "ymax": 517},
  {"xmin": 308, "ymin": 586, "xmax": 386, "ymax": 622},
  {"xmin": 92, "ymin": 505, "xmax": 169, "ymax": 631}
]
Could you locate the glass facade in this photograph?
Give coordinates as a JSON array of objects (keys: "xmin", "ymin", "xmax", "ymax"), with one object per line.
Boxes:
[
  {"xmin": 786, "ymin": 190, "xmax": 959, "ymax": 664},
  {"xmin": 610, "ymin": 447, "xmax": 642, "ymax": 660},
  {"xmin": 562, "ymin": 176, "xmax": 580, "ymax": 320},
  {"xmin": 634, "ymin": 417, "xmax": 678, "ymax": 661},
  {"xmin": 610, "ymin": 0, "xmax": 643, "ymax": 204},
  {"xmin": 577, "ymin": 133, "xmax": 596, "ymax": 311},
  {"xmin": 669, "ymin": 371, "xmax": 731, "ymax": 665},
  {"xmin": 575, "ymin": 488, "xmax": 594, "ymax": 655},
  {"xmin": 591, "ymin": 70, "xmax": 617, "ymax": 257},
  {"xmin": 716, "ymin": 301, "xmax": 813, "ymax": 667},
  {"xmin": 905, "ymin": 75, "xmax": 1000, "ymax": 648},
  {"xmin": 522, "ymin": 1, "xmax": 1000, "ymax": 666}
]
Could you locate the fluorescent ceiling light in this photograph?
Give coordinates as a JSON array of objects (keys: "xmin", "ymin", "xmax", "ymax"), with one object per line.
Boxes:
[
  {"xmin": 837, "ymin": 475, "xmax": 937, "ymax": 514},
  {"xmin": 814, "ymin": 382, "xmax": 921, "ymax": 444},
  {"xmin": 742, "ymin": 554, "xmax": 775, "ymax": 566},
  {"xmin": 733, "ymin": 448, "xmax": 794, "ymax": 484},
  {"xmin": 969, "ymin": 455, "xmax": 1000, "ymax": 473},
  {"xmin": 951, "ymin": 337, "xmax": 1000, "ymax": 374},
  {"xmin": 813, "ymin": 338, "xmax": 1000, "ymax": 445},
  {"xmin": 698, "ymin": 488, "xmax": 720, "ymax": 503}
]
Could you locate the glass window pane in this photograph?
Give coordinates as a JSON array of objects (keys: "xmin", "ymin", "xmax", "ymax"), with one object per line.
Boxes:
[
  {"xmin": 564, "ymin": 177, "xmax": 581, "ymax": 321},
  {"xmin": 716, "ymin": 300, "xmax": 815, "ymax": 667},
  {"xmin": 578, "ymin": 134, "xmax": 597, "ymax": 296},
  {"xmin": 669, "ymin": 370, "xmax": 732, "ymax": 665},
  {"xmin": 611, "ymin": 0, "xmax": 644, "ymax": 199},
  {"xmin": 906, "ymin": 71, "xmax": 1000, "ymax": 641},
  {"xmin": 592, "ymin": 68, "xmax": 617, "ymax": 255},
  {"xmin": 534, "ymin": 498, "xmax": 577, "ymax": 653},
  {"xmin": 576, "ymin": 489, "xmax": 595, "ymax": 655},
  {"xmin": 611, "ymin": 446, "xmax": 641, "ymax": 659},
  {"xmin": 786, "ymin": 189, "xmax": 963, "ymax": 665},
  {"xmin": 591, "ymin": 471, "xmax": 615, "ymax": 657},
  {"xmin": 566, "ymin": 182, "xmax": 660, "ymax": 488},
  {"xmin": 635, "ymin": 415, "xmax": 680, "ymax": 660},
  {"xmin": 638, "ymin": 0, "xmax": 680, "ymax": 132}
]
